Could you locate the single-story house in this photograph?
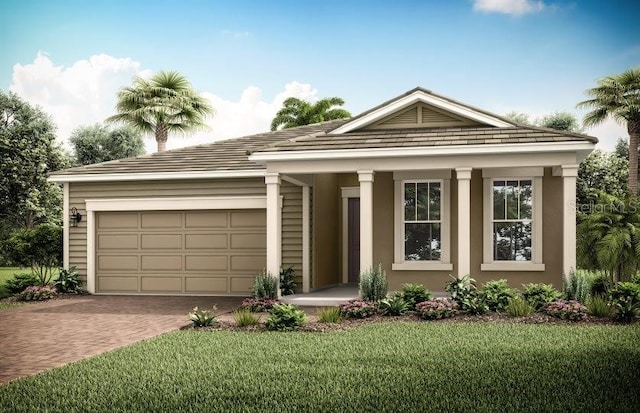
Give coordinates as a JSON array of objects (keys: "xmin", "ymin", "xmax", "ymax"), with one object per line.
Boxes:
[{"xmin": 49, "ymin": 87, "xmax": 597, "ymax": 296}]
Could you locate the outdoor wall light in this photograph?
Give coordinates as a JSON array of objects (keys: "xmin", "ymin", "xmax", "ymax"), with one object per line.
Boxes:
[{"xmin": 70, "ymin": 207, "xmax": 82, "ymax": 227}]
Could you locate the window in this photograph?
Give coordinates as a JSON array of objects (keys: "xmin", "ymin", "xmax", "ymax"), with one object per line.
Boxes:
[
  {"xmin": 404, "ymin": 181, "xmax": 441, "ymax": 261},
  {"xmin": 492, "ymin": 180, "xmax": 532, "ymax": 261}
]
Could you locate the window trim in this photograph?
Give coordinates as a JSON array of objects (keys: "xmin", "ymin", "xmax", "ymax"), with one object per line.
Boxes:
[
  {"xmin": 482, "ymin": 169, "xmax": 544, "ymax": 272},
  {"xmin": 393, "ymin": 171, "xmax": 452, "ymax": 271}
]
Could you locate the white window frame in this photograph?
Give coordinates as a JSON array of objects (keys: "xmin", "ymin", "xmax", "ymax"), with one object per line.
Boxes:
[
  {"xmin": 482, "ymin": 168, "xmax": 545, "ymax": 271},
  {"xmin": 393, "ymin": 170, "xmax": 452, "ymax": 271}
]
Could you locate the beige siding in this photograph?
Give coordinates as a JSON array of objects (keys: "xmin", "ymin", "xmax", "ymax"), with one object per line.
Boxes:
[
  {"xmin": 365, "ymin": 103, "xmax": 482, "ymax": 130},
  {"xmin": 312, "ymin": 174, "xmax": 340, "ymax": 288}
]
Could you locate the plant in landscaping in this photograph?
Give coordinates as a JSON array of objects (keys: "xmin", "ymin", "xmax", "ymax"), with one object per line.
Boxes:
[
  {"xmin": 5, "ymin": 272, "xmax": 39, "ymax": 295},
  {"xmin": 506, "ymin": 295, "xmax": 535, "ymax": 317},
  {"xmin": 522, "ymin": 283, "xmax": 562, "ymax": 311},
  {"xmin": 544, "ymin": 300, "xmax": 588, "ymax": 321},
  {"xmin": 399, "ymin": 283, "xmax": 432, "ymax": 310},
  {"xmin": 563, "ymin": 270, "xmax": 598, "ymax": 303},
  {"xmin": 379, "ymin": 294, "xmax": 409, "ymax": 316},
  {"xmin": 240, "ymin": 297, "xmax": 278, "ymax": 312},
  {"xmin": 445, "ymin": 274, "xmax": 488, "ymax": 314},
  {"xmin": 586, "ymin": 296, "xmax": 613, "ymax": 317},
  {"xmin": 480, "ymin": 279, "xmax": 516, "ymax": 312},
  {"xmin": 316, "ymin": 307, "xmax": 342, "ymax": 323},
  {"xmin": 265, "ymin": 304, "xmax": 307, "ymax": 331},
  {"xmin": 279, "ymin": 265, "xmax": 297, "ymax": 296},
  {"xmin": 359, "ymin": 264, "xmax": 388, "ymax": 301},
  {"xmin": 609, "ymin": 282, "xmax": 640, "ymax": 322},
  {"xmin": 415, "ymin": 298, "xmax": 458, "ymax": 320},
  {"xmin": 17, "ymin": 285, "xmax": 56, "ymax": 301},
  {"xmin": 233, "ymin": 308, "xmax": 260, "ymax": 327},
  {"xmin": 252, "ymin": 270, "xmax": 278, "ymax": 299},
  {"xmin": 2, "ymin": 224, "xmax": 62, "ymax": 286},
  {"xmin": 591, "ymin": 274, "xmax": 612, "ymax": 297},
  {"xmin": 54, "ymin": 266, "xmax": 81, "ymax": 293},
  {"xmin": 188, "ymin": 306, "xmax": 217, "ymax": 327},
  {"xmin": 339, "ymin": 299, "xmax": 378, "ymax": 318}
]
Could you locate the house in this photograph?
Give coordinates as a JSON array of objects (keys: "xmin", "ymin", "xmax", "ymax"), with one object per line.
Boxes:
[{"xmin": 49, "ymin": 88, "xmax": 597, "ymax": 296}]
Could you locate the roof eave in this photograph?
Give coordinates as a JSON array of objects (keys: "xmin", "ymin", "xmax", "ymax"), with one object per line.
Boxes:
[{"xmin": 48, "ymin": 169, "xmax": 266, "ymax": 183}]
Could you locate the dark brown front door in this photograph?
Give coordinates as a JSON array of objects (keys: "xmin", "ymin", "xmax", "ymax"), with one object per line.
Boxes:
[{"xmin": 348, "ymin": 198, "xmax": 360, "ymax": 283}]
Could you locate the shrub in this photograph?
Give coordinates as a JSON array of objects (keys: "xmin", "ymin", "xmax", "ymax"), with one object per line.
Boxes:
[
  {"xmin": 379, "ymin": 294, "xmax": 409, "ymax": 316},
  {"xmin": 544, "ymin": 300, "xmax": 588, "ymax": 321},
  {"xmin": 339, "ymin": 299, "xmax": 378, "ymax": 319},
  {"xmin": 252, "ymin": 271, "xmax": 277, "ymax": 299},
  {"xmin": 591, "ymin": 275, "xmax": 611, "ymax": 297},
  {"xmin": 609, "ymin": 282, "xmax": 640, "ymax": 322},
  {"xmin": 279, "ymin": 266, "xmax": 297, "ymax": 296},
  {"xmin": 586, "ymin": 296, "xmax": 613, "ymax": 317},
  {"xmin": 522, "ymin": 283, "xmax": 561, "ymax": 311},
  {"xmin": 563, "ymin": 270, "xmax": 598, "ymax": 303},
  {"xmin": 415, "ymin": 298, "xmax": 458, "ymax": 320},
  {"xmin": 359, "ymin": 264, "xmax": 388, "ymax": 301},
  {"xmin": 3, "ymin": 224, "xmax": 62, "ymax": 285},
  {"xmin": 233, "ymin": 308, "xmax": 260, "ymax": 327},
  {"xmin": 400, "ymin": 284, "xmax": 432, "ymax": 310},
  {"xmin": 188, "ymin": 306, "xmax": 217, "ymax": 327},
  {"xmin": 54, "ymin": 266, "xmax": 81, "ymax": 293},
  {"xmin": 445, "ymin": 274, "xmax": 487, "ymax": 314},
  {"xmin": 480, "ymin": 279, "xmax": 516, "ymax": 312},
  {"xmin": 240, "ymin": 297, "xmax": 277, "ymax": 312},
  {"xmin": 506, "ymin": 296, "xmax": 535, "ymax": 317},
  {"xmin": 316, "ymin": 307, "xmax": 342, "ymax": 323},
  {"xmin": 266, "ymin": 304, "xmax": 307, "ymax": 331},
  {"xmin": 5, "ymin": 272, "xmax": 39, "ymax": 295},
  {"xmin": 17, "ymin": 285, "xmax": 56, "ymax": 301}
]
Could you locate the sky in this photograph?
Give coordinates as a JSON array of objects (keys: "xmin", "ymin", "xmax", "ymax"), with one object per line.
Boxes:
[{"xmin": 1, "ymin": 0, "xmax": 638, "ymax": 153}]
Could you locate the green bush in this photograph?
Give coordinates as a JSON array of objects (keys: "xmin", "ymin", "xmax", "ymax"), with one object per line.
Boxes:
[
  {"xmin": 5, "ymin": 272, "xmax": 39, "ymax": 295},
  {"xmin": 17, "ymin": 285, "xmax": 56, "ymax": 301},
  {"xmin": 233, "ymin": 308, "xmax": 260, "ymax": 327},
  {"xmin": 563, "ymin": 270, "xmax": 598, "ymax": 303},
  {"xmin": 339, "ymin": 299, "xmax": 378, "ymax": 318},
  {"xmin": 252, "ymin": 270, "xmax": 277, "ymax": 299},
  {"xmin": 400, "ymin": 283, "xmax": 432, "ymax": 310},
  {"xmin": 266, "ymin": 304, "xmax": 307, "ymax": 331},
  {"xmin": 359, "ymin": 264, "xmax": 388, "ymax": 301},
  {"xmin": 586, "ymin": 296, "xmax": 613, "ymax": 317},
  {"xmin": 590, "ymin": 275, "xmax": 611, "ymax": 297},
  {"xmin": 188, "ymin": 306, "xmax": 217, "ymax": 327},
  {"xmin": 3, "ymin": 224, "xmax": 62, "ymax": 285},
  {"xmin": 445, "ymin": 274, "xmax": 488, "ymax": 314},
  {"xmin": 54, "ymin": 266, "xmax": 81, "ymax": 293},
  {"xmin": 379, "ymin": 294, "xmax": 409, "ymax": 316},
  {"xmin": 316, "ymin": 307, "xmax": 342, "ymax": 323},
  {"xmin": 522, "ymin": 283, "xmax": 562, "ymax": 311},
  {"xmin": 480, "ymin": 279, "xmax": 516, "ymax": 312},
  {"xmin": 279, "ymin": 266, "xmax": 297, "ymax": 296},
  {"xmin": 506, "ymin": 296, "xmax": 535, "ymax": 317},
  {"xmin": 609, "ymin": 282, "xmax": 640, "ymax": 322}
]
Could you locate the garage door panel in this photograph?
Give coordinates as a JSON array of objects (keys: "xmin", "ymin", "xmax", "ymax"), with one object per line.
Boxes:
[
  {"xmin": 141, "ymin": 234, "xmax": 182, "ymax": 249},
  {"xmin": 98, "ymin": 213, "xmax": 138, "ymax": 229},
  {"xmin": 185, "ymin": 234, "xmax": 228, "ymax": 249},
  {"xmin": 99, "ymin": 276, "xmax": 138, "ymax": 292},
  {"xmin": 230, "ymin": 277, "xmax": 253, "ymax": 294},
  {"xmin": 98, "ymin": 234, "xmax": 138, "ymax": 249},
  {"xmin": 230, "ymin": 233, "xmax": 266, "ymax": 249},
  {"xmin": 230, "ymin": 255, "xmax": 266, "ymax": 271},
  {"xmin": 141, "ymin": 255, "xmax": 182, "ymax": 271},
  {"xmin": 185, "ymin": 255, "xmax": 228, "ymax": 271},
  {"xmin": 98, "ymin": 255, "xmax": 139, "ymax": 271},
  {"xmin": 185, "ymin": 211, "xmax": 228, "ymax": 228},
  {"xmin": 231, "ymin": 211, "xmax": 266, "ymax": 228},
  {"xmin": 141, "ymin": 212, "xmax": 182, "ymax": 228},
  {"xmin": 186, "ymin": 277, "xmax": 228, "ymax": 293},
  {"xmin": 141, "ymin": 277, "xmax": 182, "ymax": 293}
]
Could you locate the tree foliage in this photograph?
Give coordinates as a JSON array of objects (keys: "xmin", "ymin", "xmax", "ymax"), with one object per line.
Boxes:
[
  {"xmin": 107, "ymin": 71, "xmax": 214, "ymax": 152},
  {"xmin": 0, "ymin": 90, "xmax": 68, "ymax": 231},
  {"xmin": 3, "ymin": 224, "xmax": 62, "ymax": 285},
  {"xmin": 70, "ymin": 124, "xmax": 145, "ymax": 166},
  {"xmin": 270, "ymin": 97, "xmax": 351, "ymax": 131},
  {"xmin": 504, "ymin": 111, "xmax": 582, "ymax": 132},
  {"xmin": 577, "ymin": 149, "xmax": 628, "ymax": 208}
]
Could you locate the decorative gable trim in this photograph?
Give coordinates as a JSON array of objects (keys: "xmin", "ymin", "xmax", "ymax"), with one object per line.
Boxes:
[
  {"xmin": 364, "ymin": 103, "xmax": 482, "ymax": 130},
  {"xmin": 329, "ymin": 89, "xmax": 513, "ymax": 134}
]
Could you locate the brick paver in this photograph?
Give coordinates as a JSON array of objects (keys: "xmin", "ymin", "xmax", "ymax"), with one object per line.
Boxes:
[{"xmin": 0, "ymin": 295, "xmax": 243, "ymax": 384}]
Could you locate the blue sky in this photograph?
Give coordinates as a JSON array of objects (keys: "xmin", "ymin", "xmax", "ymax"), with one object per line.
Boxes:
[{"xmin": 1, "ymin": 0, "xmax": 638, "ymax": 151}]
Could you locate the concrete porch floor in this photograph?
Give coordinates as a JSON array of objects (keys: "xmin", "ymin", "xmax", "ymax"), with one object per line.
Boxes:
[{"xmin": 280, "ymin": 285, "xmax": 359, "ymax": 306}]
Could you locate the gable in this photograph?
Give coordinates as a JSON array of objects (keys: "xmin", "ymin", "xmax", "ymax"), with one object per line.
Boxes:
[{"xmin": 363, "ymin": 103, "xmax": 483, "ymax": 130}]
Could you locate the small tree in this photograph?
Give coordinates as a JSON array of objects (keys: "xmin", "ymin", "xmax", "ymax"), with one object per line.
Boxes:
[
  {"xmin": 3, "ymin": 224, "xmax": 62, "ymax": 285},
  {"xmin": 70, "ymin": 124, "xmax": 145, "ymax": 166}
]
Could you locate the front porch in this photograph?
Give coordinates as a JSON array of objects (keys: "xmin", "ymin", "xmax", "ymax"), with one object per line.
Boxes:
[{"xmin": 280, "ymin": 285, "xmax": 359, "ymax": 306}]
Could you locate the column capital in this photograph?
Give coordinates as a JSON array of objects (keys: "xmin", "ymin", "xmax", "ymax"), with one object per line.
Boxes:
[
  {"xmin": 358, "ymin": 170, "xmax": 375, "ymax": 182},
  {"xmin": 455, "ymin": 167, "xmax": 472, "ymax": 180},
  {"xmin": 265, "ymin": 172, "xmax": 281, "ymax": 185},
  {"xmin": 552, "ymin": 164, "xmax": 579, "ymax": 177}
]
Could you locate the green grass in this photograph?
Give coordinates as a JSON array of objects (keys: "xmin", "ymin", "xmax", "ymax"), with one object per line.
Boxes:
[
  {"xmin": 1, "ymin": 323, "xmax": 639, "ymax": 412},
  {"xmin": 0, "ymin": 301, "xmax": 24, "ymax": 311}
]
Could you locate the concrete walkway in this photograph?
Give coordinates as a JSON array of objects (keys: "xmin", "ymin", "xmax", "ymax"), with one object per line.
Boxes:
[{"xmin": 0, "ymin": 295, "xmax": 243, "ymax": 384}]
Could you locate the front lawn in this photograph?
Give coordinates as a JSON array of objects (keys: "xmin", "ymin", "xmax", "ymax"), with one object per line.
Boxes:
[{"xmin": 1, "ymin": 322, "xmax": 638, "ymax": 412}]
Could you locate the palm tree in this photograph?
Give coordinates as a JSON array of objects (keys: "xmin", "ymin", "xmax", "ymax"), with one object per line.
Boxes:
[
  {"xmin": 107, "ymin": 71, "xmax": 214, "ymax": 152},
  {"xmin": 578, "ymin": 68, "xmax": 640, "ymax": 194},
  {"xmin": 270, "ymin": 97, "xmax": 350, "ymax": 131}
]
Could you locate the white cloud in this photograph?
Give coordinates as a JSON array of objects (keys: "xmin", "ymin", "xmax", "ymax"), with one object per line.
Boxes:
[
  {"xmin": 472, "ymin": 0, "xmax": 547, "ymax": 16},
  {"xmin": 9, "ymin": 53, "xmax": 320, "ymax": 153},
  {"xmin": 586, "ymin": 118, "xmax": 627, "ymax": 150}
]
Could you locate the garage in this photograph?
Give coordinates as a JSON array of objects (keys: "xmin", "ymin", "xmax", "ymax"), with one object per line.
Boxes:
[{"xmin": 95, "ymin": 209, "xmax": 266, "ymax": 295}]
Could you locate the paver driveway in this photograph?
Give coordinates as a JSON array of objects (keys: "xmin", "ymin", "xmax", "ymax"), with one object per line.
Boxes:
[{"xmin": 0, "ymin": 295, "xmax": 243, "ymax": 384}]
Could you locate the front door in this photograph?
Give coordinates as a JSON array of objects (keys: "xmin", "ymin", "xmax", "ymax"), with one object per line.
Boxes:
[{"xmin": 348, "ymin": 198, "xmax": 360, "ymax": 283}]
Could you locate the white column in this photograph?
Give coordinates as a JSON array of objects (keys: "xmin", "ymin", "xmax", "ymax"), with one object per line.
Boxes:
[
  {"xmin": 265, "ymin": 173, "xmax": 282, "ymax": 297},
  {"xmin": 62, "ymin": 182, "xmax": 70, "ymax": 270},
  {"xmin": 358, "ymin": 170, "xmax": 375, "ymax": 274},
  {"xmin": 561, "ymin": 165, "xmax": 578, "ymax": 277},
  {"xmin": 302, "ymin": 185, "xmax": 310, "ymax": 293},
  {"xmin": 86, "ymin": 210, "xmax": 95, "ymax": 294},
  {"xmin": 456, "ymin": 168, "xmax": 472, "ymax": 278}
]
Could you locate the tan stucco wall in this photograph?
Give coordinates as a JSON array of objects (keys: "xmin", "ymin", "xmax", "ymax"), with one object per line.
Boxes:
[{"xmin": 312, "ymin": 174, "xmax": 340, "ymax": 288}]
